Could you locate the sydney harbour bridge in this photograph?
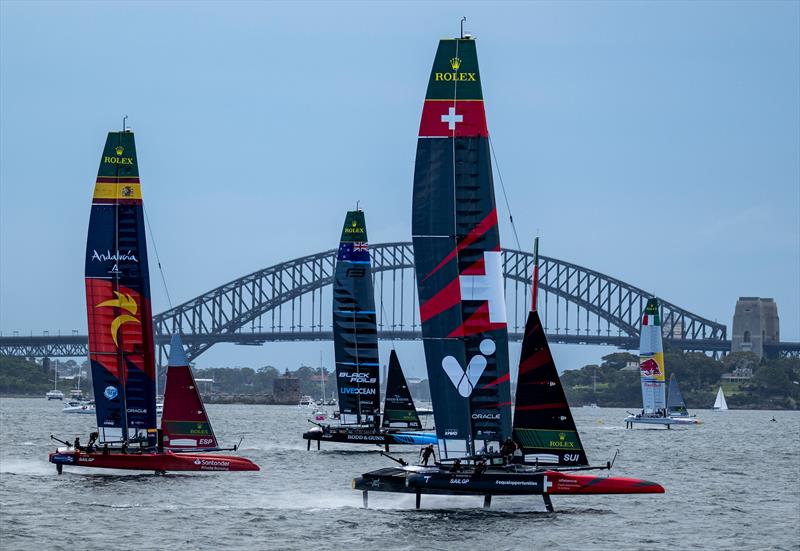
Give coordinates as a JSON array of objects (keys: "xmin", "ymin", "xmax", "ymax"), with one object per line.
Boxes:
[{"xmin": 1, "ymin": 243, "xmax": 796, "ymax": 362}]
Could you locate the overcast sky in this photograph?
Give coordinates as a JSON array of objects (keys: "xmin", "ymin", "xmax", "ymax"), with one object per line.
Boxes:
[{"xmin": 1, "ymin": 1, "xmax": 798, "ymax": 377}]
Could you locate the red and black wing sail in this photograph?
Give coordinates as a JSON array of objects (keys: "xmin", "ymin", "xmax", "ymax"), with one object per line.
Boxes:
[
  {"xmin": 381, "ymin": 350, "xmax": 422, "ymax": 430},
  {"xmin": 412, "ymin": 38, "xmax": 512, "ymax": 459},
  {"xmin": 85, "ymin": 131, "xmax": 157, "ymax": 444},
  {"xmin": 161, "ymin": 334, "xmax": 218, "ymax": 450},
  {"xmin": 333, "ymin": 210, "xmax": 380, "ymax": 425},
  {"xmin": 512, "ymin": 240, "xmax": 588, "ymax": 466}
]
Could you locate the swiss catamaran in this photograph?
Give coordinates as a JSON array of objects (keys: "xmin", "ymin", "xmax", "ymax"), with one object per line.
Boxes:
[
  {"xmin": 354, "ymin": 36, "xmax": 664, "ymax": 510},
  {"xmin": 625, "ymin": 298, "xmax": 699, "ymax": 428},
  {"xmin": 303, "ymin": 210, "xmax": 435, "ymax": 450},
  {"xmin": 48, "ymin": 129, "xmax": 258, "ymax": 473}
]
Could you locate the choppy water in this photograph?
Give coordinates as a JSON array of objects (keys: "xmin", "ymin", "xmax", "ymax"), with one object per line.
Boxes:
[{"xmin": 1, "ymin": 399, "xmax": 798, "ymax": 551}]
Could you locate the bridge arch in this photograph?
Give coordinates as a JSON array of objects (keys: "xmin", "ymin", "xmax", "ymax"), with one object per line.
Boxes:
[{"xmin": 152, "ymin": 242, "xmax": 727, "ymax": 361}]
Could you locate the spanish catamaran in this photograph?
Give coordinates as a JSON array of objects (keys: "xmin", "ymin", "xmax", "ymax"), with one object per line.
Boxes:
[
  {"xmin": 48, "ymin": 129, "xmax": 258, "ymax": 473},
  {"xmin": 302, "ymin": 210, "xmax": 435, "ymax": 450},
  {"xmin": 625, "ymin": 298, "xmax": 699, "ymax": 428},
  {"xmin": 354, "ymin": 35, "xmax": 664, "ymax": 510}
]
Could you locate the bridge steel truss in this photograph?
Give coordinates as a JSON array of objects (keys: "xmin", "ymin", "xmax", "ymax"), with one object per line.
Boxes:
[{"xmin": 0, "ymin": 242, "xmax": 732, "ymax": 362}]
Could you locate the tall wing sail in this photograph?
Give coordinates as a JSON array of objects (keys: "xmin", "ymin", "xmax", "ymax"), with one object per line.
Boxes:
[
  {"xmin": 666, "ymin": 373, "xmax": 688, "ymax": 416},
  {"xmin": 512, "ymin": 239, "xmax": 588, "ymax": 467},
  {"xmin": 412, "ymin": 38, "xmax": 512, "ymax": 459},
  {"xmin": 333, "ymin": 210, "xmax": 380, "ymax": 425},
  {"xmin": 85, "ymin": 131, "xmax": 157, "ymax": 445},
  {"xmin": 382, "ymin": 350, "xmax": 422, "ymax": 430},
  {"xmin": 161, "ymin": 334, "xmax": 218, "ymax": 450},
  {"xmin": 638, "ymin": 298, "xmax": 667, "ymax": 414}
]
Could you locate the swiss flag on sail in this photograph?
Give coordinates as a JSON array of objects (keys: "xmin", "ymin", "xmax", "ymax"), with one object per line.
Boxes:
[{"xmin": 418, "ymin": 100, "xmax": 488, "ymax": 137}]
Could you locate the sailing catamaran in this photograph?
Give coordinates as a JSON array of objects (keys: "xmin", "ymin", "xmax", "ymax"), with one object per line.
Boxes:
[
  {"xmin": 46, "ymin": 361, "xmax": 64, "ymax": 400},
  {"xmin": 48, "ymin": 129, "xmax": 258, "ymax": 473},
  {"xmin": 354, "ymin": 35, "xmax": 664, "ymax": 510},
  {"xmin": 625, "ymin": 298, "xmax": 699, "ymax": 428},
  {"xmin": 712, "ymin": 386, "xmax": 728, "ymax": 410},
  {"xmin": 303, "ymin": 210, "xmax": 435, "ymax": 450}
]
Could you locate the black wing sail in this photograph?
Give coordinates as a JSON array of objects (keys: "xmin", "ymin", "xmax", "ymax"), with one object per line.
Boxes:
[
  {"xmin": 382, "ymin": 350, "xmax": 422, "ymax": 430},
  {"xmin": 667, "ymin": 373, "xmax": 688, "ymax": 416},
  {"xmin": 412, "ymin": 37, "xmax": 512, "ymax": 459},
  {"xmin": 512, "ymin": 238, "xmax": 588, "ymax": 467},
  {"xmin": 332, "ymin": 210, "xmax": 380, "ymax": 426}
]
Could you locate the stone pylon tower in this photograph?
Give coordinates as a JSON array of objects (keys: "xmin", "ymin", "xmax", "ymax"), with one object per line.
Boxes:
[{"xmin": 731, "ymin": 297, "xmax": 780, "ymax": 358}]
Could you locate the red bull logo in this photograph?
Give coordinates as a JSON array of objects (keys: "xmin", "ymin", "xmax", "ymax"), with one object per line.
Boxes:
[{"xmin": 640, "ymin": 358, "xmax": 662, "ymax": 377}]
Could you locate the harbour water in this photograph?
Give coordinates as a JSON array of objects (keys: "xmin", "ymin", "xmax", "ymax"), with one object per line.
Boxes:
[{"xmin": 1, "ymin": 399, "xmax": 797, "ymax": 550}]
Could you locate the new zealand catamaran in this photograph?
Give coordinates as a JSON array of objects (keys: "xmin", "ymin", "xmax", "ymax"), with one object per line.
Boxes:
[
  {"xmin": 303, "ymin": 210, "xmax": 435, "ymax": 450},
  {"xmin": 354, "ymin": 35, "xmax": 664, "ymax": 510},
  {"xmin": 48, "ymin": 129, "xmax": 258, "ymax": 473},
  {"xmin": 625, "ymin": 298, "xmax": 700, "ymax": 428}
]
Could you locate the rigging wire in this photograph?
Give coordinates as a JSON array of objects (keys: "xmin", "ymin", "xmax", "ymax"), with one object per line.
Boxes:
[
  {"xmin": 488, "ymin": 136, "xmax": 522, "ymax": 251},
  {"xmin": 377, "ymin": 276, "xmax": 397, "ymax": 351},
  {"xmin": 143, "ymin": 205, "xmax": 174, "ymax": 311}
]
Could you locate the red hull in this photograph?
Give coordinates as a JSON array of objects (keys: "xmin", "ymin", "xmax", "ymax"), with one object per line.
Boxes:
[
  {"xmin": 544, "ymin": 471, "xmax": 664, "ymax": 495},
  {"xmin": 49, "ymin": 449, "xmax": 259, "ymax": 472}
]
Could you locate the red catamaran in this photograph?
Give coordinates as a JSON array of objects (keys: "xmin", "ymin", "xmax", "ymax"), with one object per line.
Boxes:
[{"xmin": 48, "ymin": 129, "xmax": 258, "ymax": 473}]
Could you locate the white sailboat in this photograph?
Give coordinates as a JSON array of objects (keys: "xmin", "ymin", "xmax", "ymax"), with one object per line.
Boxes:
[
  {"xmin": 712, "ymin": 386, "xmax": 728, "ymax": 410},
  {"xmin": 45, "ymin": 361, "xmax": 64, "ymax": 400}
]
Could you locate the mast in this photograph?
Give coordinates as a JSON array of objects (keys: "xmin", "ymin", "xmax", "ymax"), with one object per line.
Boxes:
[
  {"xmin": 85, "ymin": 130, "xmax": 157, "ymax": 445},
  {"xmin": 332, "ymin": 210, "xmax": 380, "ymax": 426},
  {"xmin": 412, "ymin": 37, "xmax": 512, "ymax": 459}
]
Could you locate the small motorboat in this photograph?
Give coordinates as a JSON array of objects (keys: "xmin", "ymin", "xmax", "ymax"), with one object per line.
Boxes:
[{"xmin": 63, "ymin": 400, "xmax": 96, "ymax": 414}]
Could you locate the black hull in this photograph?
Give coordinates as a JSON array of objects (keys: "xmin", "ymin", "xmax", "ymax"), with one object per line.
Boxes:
[
  {"xmin": 353, "ymin": 465, "xmax": 664, "ymax": 510},
  {"xmin": 353, "ymin": 466, "xmax": 552, "ymax": 496}
]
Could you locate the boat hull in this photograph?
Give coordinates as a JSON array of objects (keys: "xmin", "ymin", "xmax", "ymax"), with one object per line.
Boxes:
[
  {"xmin": 48, "ymin": 449, "xmax": 259, "ymax": 472},
  {"xmin": 303, "ymin": 427, "xmax": 436, "ymax": 446},
  {"xmin": 353, "ymin": 466, "xmax": 665, "ymax": 496},
  {"xmin": 624, "ymin": 415, "xmax": 700, "ymax": 427}
]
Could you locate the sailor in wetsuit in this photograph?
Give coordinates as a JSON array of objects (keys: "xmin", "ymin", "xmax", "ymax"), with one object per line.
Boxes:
[
  {"xmin": 500, "ymin": 437, "xmax": 517, "ymax": 464},
  {"xmin": 474, "ymin": 459, "xmax": 487, "ymax": 475},
  {"xmin": 451, "ymin": 458, "xmax": 462, "ymax": 472},
  {"xmin": 420, "ymin": 444, "xmax": 435, "ymax": 466},
  {"xmin": 86, "ymin": 431, "xmax": 99, "ymax": 453}
]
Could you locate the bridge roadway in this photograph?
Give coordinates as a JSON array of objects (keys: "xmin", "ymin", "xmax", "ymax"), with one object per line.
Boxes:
[{"xmin": 0, "ymin": 330, "xmax": 738, "ymax": 359}]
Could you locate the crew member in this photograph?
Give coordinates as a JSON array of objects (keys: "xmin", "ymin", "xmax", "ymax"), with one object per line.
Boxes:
[
  {"xmin": 474, "ymin": 458, "xmax": 487, "ymax": 475},
  {"xmin": 86, "ymin": 432, "xmax": 99, "ymax": 453},
  {"xmin": 500, "ymin": 437, "xmax": 517, "ymax": 464},
  {"xmin": 73, "ymin": 437, "xmax": 81, "ymax": 451},
  {"xmin": 451, "ymin": 458, "xmax": 462, "ymax": 473},
  {"xmin": 420, "ymin": 444, "xmax": 435, "ymax": 466}
]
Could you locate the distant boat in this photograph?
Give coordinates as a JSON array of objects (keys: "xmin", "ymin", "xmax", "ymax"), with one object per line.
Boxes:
[
  {"xmin": 46, "ymin": 390, "xmax": 64, "ymax": 401},
  {"xmin": 712, "ymin": 386, "xmax": 728, "ymax": 410},
  {"xmin": 46, "ymin": 362, "xmax": 64, "ymax": 400},
  {"xmin": 63, "ymin": 400, "xmax": 95, "ymax": 414},
  {"xmin": 298, "ymin": 395, "xmax": 315, "ymax": 407},
  {"xmin": 625, "ymin": 299, "xmax": 698, "ymax": 428}
]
